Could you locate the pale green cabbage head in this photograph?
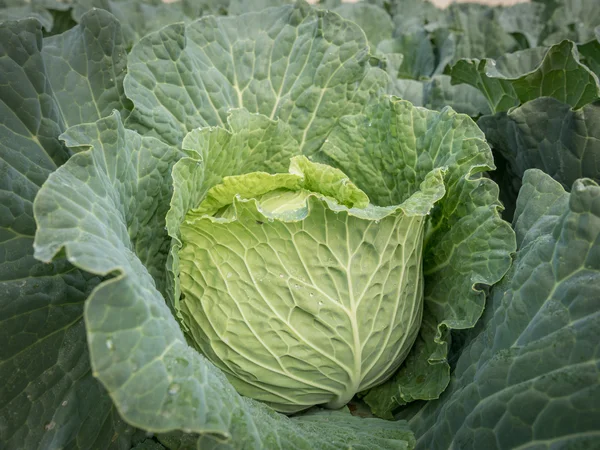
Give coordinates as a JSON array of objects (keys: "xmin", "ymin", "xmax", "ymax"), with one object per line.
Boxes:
[{"xmin": 178, "ymin": 156, "xmax": 446, "ymax": 412}]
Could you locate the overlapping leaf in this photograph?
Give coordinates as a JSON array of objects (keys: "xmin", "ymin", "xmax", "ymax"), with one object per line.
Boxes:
[
  {"xmin": 406, "ymin": 169, "xmax": 600, "ymax": 449},
  {"xmin": 0, "ymin": 15, "xmax": 133, "ymax": 450}
]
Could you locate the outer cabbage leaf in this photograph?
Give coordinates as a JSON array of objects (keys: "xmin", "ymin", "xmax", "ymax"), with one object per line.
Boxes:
[
  {"xmin": 315, "ymin": 97, "xmax": 516, "ymax": 417},
  {"xmin": 32, "ymin": 111, "xmax": 415, "ymax": 449},
  {"xmin": 0, "ymin": 17, "xmax": 133, "ymax": 450},
  {"xmin": 406, "ymin": 169, "xmax": 600, "ymax": 449},
  {"xmin": 478, "ymin": 98, "xmax": 600, "ymax": 191},
  {"xmin": 124, "ymin": 1, "xmax": 388, "ymax": 154},
  {"xmin": 41, "ymin": 9, "xmax": 132, "ymax": 126},
  {"xmin": 450, "ymin": 41, "xmax": 600, "ymax": 113}
]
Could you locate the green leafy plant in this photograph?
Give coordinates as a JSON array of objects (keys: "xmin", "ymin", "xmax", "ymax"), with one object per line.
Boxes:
[{"xmin": 1, "ymin": 1, "xmax": 598, "ymax": 449}]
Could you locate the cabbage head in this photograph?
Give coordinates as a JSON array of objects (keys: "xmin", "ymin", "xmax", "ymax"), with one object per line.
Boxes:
[{"xmin": 178, "ymin": 156, "xmax": 446, "ymax": 412}]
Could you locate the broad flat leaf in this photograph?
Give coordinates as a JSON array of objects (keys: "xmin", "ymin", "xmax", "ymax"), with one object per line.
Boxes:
[
  {"xmin": 42, "ymin": 9, "xmax": 132, "ymax": 127},
  {"xmin": 450, "ymin": 41, "xmax": 600, "ymax": 113},
  {"xmin": 0, "ymin": 18, "xmax": 133, "ymax": 450},
  {"xmin": 478, "ymin": 97, "xmax": 600, "ymax": 190},
  {"xmin": 124, "ymin": 1, "xmax": 387, "ymax": 155},
  {"xmin": 178, "ymin": 155, "xmax": 445, "ymax": 412},
  {"xmin": 333, "ymin": 2, "xmax": 393, "ymax": 47},
  {"xmin": 407, "ymin": 169, "xmax": 600, "ymax": 449},
  {"xmin": 33, "ymin": 111, "xmax": 415, "ymax": 448},
  {"xmin": 316, "ymin": 97, "xmax": 515, "ymax": 417}
]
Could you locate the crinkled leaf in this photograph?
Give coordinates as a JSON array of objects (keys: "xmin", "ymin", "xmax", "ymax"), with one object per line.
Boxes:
[
  {"xmin": 124, "ymin": 1, "xmax": 387, "ymax": 154},
  {"xmin": 479, "ymin": 97, "xmax": 600, "ymax": 191},
  {"xmin": 32, "ymin": 107, "xmax": 415, "ymax": 449},
  {"xmin": 450, "ymin": 41, "xmax": 600, "ymax": 113},
  {"xmin": 179, "ymin": 166, "xmax": 444, "ymax": 412},
  {"xmin": 407, "ymin": 169, "xmax": 600, "ymax": 449},
  {"xmin": 315, "ymin": 97, "xmax": 515, "ymax": 417},
  {"xmin": 0, "ymin": 18, "xmax": 133, "ymax": 450},
  {"xmin": 165, "ymin": 109, "xmax": 301, "ymax": 312}
]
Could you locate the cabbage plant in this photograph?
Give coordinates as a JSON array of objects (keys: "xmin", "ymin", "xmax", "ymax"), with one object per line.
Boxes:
[{"xmin": 1, "ymin": 1, "xmax": 598, "ymax": 450}]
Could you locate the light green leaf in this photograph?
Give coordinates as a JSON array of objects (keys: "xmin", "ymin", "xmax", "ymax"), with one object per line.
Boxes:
[
  {"xmin": 165, "ymin": 109, "xmax": 301, "ymax": 311},
  {"xmin": 407, "ymin": 169, "xmax": 600, "ymax": 449},
  {"xmin": 0, "ymin": 18, "xmax": 133, "ymax": 450},
  {"xmin": 316, "ymin": 97, "xmax": 515, "ymax": 417},
  {"xmin": 479, "ymin": 97, "xmax": 600, "ymax": 191},
  {"xmin": 178, "ymin": 152, "xmax": 445, "ymax": 412},
  {"xmin": 450, "ymin": 41, "xmax": 600, "ymax": 113},
  {"xmin": 33, "ymin": 108, "xmax": 414, "ymax": 447},
  {"xmin": 41, "ymin": 9, "xmax": 132, "ymax": 127},
  {"xmin": 124, "ymin": 1, "xmax": 387, "ymax": 154}
]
